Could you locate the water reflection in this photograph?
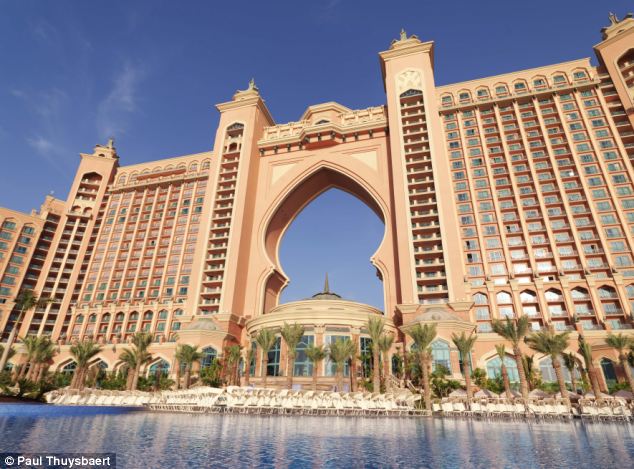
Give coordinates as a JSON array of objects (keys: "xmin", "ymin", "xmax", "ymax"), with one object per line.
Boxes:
[{"xmin": 1, "ymin": 405, "xmax": 633, "ymax": 468}]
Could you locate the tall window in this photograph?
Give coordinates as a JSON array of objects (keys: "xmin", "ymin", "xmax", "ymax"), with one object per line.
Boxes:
[
  {"xmin": 293, "ymin": 335, "xmax": 314, "ymax": 377},
  {"xmin": 201, "ymin": 347, "xmax": 217, "ymax": 369},
  {"xmin": 539, "ymin": 356, "xmax": 580, "ymax": 383},
  {"xmin": 266, "ymin": 337, "xmax": 281, "ymax": 377},
  {"xmin": 600, "ymin": 358, "xmax": 617, "ymax": 387},
  {"xmin": 149, "ymin": 359, "xmax": 170, "ymax": 376},
  {"xmin": 325, "ymin": 335, "xmax": 350, "ymax": 377},
  {"xmin": 486, "ymin": 355, "xmax": 519, "ymax": 382},
  {"xmin": 431, "ymin": 340, "xmax": 451, "ymax": 372},
  {"xmin": 249, "ymin": 341, "xmax": 256, "ymax": 376},
  {"xmin": 61, "ymin": 362, "xmax": 77, "ymax": 375},
  {"xmin": 360, "ymin": 336, "xmax": 372, "ymax": 377}
]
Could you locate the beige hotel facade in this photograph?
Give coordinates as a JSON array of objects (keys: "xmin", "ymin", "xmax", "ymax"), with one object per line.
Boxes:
[{"xmin": 1, "ymin": 15, "xmax": 634, "ymax": 390}]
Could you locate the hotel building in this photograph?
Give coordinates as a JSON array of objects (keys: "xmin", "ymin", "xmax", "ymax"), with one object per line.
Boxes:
[{"xmin": 1, "ymin": 14, "xmax": 634, "ymax": 390}]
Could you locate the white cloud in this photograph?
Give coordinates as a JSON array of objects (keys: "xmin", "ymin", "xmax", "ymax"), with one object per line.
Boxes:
[
  {"xmin": 96, "ymin": 63, "xmax": 144, "ymax": 139},
  {"xmin": 27, "ymin": 135, "xmax": 54, "ymax": 154},
  {"xmin": 26, "ymin": 135, "xmax": 70, "ymax": 177}
]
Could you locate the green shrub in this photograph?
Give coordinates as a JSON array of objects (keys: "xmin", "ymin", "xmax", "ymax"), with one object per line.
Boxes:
[
  {"xmin": 199, "ymin": 360, "xmax": 223, "ymax": 387},
  {"xmin": 99, "ymin": 372, "xmax": 127, "ymax": 391},
  {"xmin": 430, "ymin": 365, "xmax": 461, "ymax": 398}
]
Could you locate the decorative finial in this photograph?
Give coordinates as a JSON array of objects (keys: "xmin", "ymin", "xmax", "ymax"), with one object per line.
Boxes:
[
  {"xmin": 107, "ymin": 137, "xmax": 115, "ymax": 149},
  {"xmin": 609, "ymin": 12, "xmax": 619, "ymax": 25},
  {"xmin": 324, "ymin": 273, "xmax": 330, "ymax": 294},
  {"xmin": 400, "ymin": 28, "xmax": 407, "ymax": 41},
  {"xmin": 248, "ymin": 78, "xmax": 257, "ymax": 91}
]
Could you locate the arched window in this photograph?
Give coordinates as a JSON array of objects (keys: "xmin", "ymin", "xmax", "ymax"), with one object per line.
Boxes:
[
  {"xmin": 496, "ymin": 292, "xmax": 512, "ymax": 304},
  {"xmin": 115, "ymin": 313, "xmax": 125, "ymax": 322},
  {"xmin": 143, "ymin": 311, "xmax": 153, "ymax": 321},
  {"xmin": 88, "ymin": 314, "xmax": 96, "ymax": 323},
  {"xmin": 129, "ymin": 312, "xmax": 139, "ymax": 321},
  {"xmin": 486, "ymin": 355, "xmax": 519, "ymax": 383},
  {"xmin": 75, "ymin": 315, "xmax": 84, "ymax": 324},
  {"xmin": 174, "ymin": 309, "xmax": 184, "ymax": 316},
  {"xmin": 149, "ymin": 359, "xmax": 170, "ymax": 376},
  {"xmin": 571, "ymin": 287, "xmax": 588, "ymax": 299},
  {"xmin": 62, "ymin": 362, "xmax": 77, "ymax": 375},
  {"xmin": 545, "ymin": 289, "xmax": 563, "ymax": 302},
  {"xmin": 158, "ymin": 310, "xmax": 168, "ymax": 320},
  {"xmin": 400, "ymin": 89, "xmax": 423, "ymax": 98},
  {"xmin": 473, "ymin": 293, "xmax": 490, "ymax": 321},
  {"xmin": 227, "ymin": 123, "xmax": 245, "ymax": 131},
  {"xmin": 520, "ymin": 291, "xmax": 537, "ymax": 303},
  {"xmin": 474, "ymin": 293, "xmax": 488, "ymax": 304},
  {"xmin": 496, "ymin": 291, "xmax": 515, "ymax": 318},
  {"xmin": 431, "ymin": 340, "xmax": 451, "ymax": 373},
  {"xmin": 102, "ymin": 313, "xmax": 111, "ymax": 323},
  {"xmin": 598, "ymin": 286, "xmax": 617, "ymax": 299},
  {"xmin": 201, "ymin": 347, "xmax": 217, "ymax": 369},
  {"xmin": 600, "ymin": 358, "xmax": 617, "ymax": 387},
  {"xmin": 539, "ymin": 356, "xmax": 580, "ymax": 383}
]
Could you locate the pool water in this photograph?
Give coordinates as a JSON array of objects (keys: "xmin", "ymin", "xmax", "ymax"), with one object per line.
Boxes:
[{"xmin": 0, "ymin": 404, "xmax": 633, "ymax": 468}]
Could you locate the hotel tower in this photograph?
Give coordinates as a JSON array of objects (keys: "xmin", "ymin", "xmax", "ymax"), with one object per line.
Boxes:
[{"xmin": 1, "ymin": 14, "xmax": 634, "ymax": 390}]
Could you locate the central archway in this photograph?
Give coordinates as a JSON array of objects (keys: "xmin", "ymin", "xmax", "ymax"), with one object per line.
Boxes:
[
  {"xmin": 278, "ymin": 188, "xmax": 385, "ymax": 308},
  {"xmin": 261, "ymin": 166, "xmax": 391, "ymax": 315}
]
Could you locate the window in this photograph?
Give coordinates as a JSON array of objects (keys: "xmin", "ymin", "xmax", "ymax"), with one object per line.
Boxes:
[
  {"xmin": 201, "ymin": 347, "xmax": 218, "ymax": 369},
  {"xmin": 294, "ymin": 335, "xmax": 315, "ymax": 377},
  {"xmin": 325, "ymin": 335, "xmax": 351, "ymax": 377},
  {"xmin": 539, "ymin": 357, "xmax": 580, "ymax": 383},
  {"xmin": 423, "ymin": 340, "xmax": 449, "ymax": 372},
  {"xmin": 266, "ymin": 337, "xmax": 281, "ymax": 376},
  {"xmin": 487, "ymin": 355, "xmax": 519, "ymax": 383}
]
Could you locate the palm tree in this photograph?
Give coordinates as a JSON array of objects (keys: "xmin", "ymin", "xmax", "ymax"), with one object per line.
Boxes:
[
  {"xmin": 495, "ymin": 344, "xmax": 513, "ymax": 399},
  {"xmin": 328, "ymin": 338, "xmax": 356, "ymax": 391},
  {"xmin": 451, "ymin": 331, "xmax": 477, "ymax": 406},
  {"xmin": 118, "ymin": 349, "xmax": 143, "ymax": 390},
  {"xmin": 605, "ymin": 333, "xmax": 634, "ymax": 392},
  {"xmin": 0, "ymin": 344, "xmax": 15, "ymax": 372},
  {"xmin": 367, "ymin": 316, "xmax": 385, "ymax": 393},
  {"xmin": 562, "ymin": 352, "xmax": 579, "ymax": 394},
  {"xmin": 224, "ymin": 345, "xmax": 242, "ymax": 386},
  {"xmin": 578, "ymin": 336, "xmax": 603, "ymax": 399},
  {"xmin": 378, "ymin": 334, "xmax": 395, "ymax": 392},
  {"xmin": 525, "ymin": 330, "xmax": 571, "ymax": 400},
  {"xmin": 280, "ymin": 323, "xmax": 305, "ymax": 390},
  {"xmin": 404, "ymin": 323, "xmax": 437, "ymax": 411},
  {"xmin": 29, "ymin": 336, "xmax": 56, "ymax": 382},
  {"xmin": 243, "ymin": 348, "xmax": 254, "ymax": 386},
  {"xmin": 175, "ymin": 344, "xmax": 202, "ymax": 389},
  {"xmin": 0, "ymin": 290, "xmax": 51, "ymax": 372},
  {"xmin": 19, "ymin": 335, "xmax": 40, "ymax": 380},
  {"xmin": 305, "ymin": 345, "xmax": 326, "ymax": 391},
  {"xmin": 118, "ymin": 332, "xmax": 153, "ymax": 391},
  {"xmin": 491, "ymin": 316, "xmax": 530, "ymax": 401},
  {"xmin": 128, "ymin": 332, "xmax": 153, "ymax": 391},
  {"xmin": 255, "ymin": 329, "xmax": 277, "ymax": 388},
  {"xmin": 522, "ymin": 354, "xmax": 540, "ymax": 391},
  {"xmin": 69, "ymin": 340, "xmax": 102, "ymax": 390}
]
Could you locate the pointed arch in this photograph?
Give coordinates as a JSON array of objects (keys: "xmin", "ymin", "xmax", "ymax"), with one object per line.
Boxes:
[{"xmin": 259, "ymin": 163, "xmax": 390, "ymax": 315}]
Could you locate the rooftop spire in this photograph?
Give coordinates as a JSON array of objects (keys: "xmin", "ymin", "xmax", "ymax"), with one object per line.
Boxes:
[{"xmin": 324, "ymin": 273, "xmax": 330, "ymax": 293}]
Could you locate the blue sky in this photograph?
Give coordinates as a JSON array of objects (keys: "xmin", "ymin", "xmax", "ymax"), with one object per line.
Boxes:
[{"xmin": 0, "ymin": 1, "xmax": 631, "ymax": 308}]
